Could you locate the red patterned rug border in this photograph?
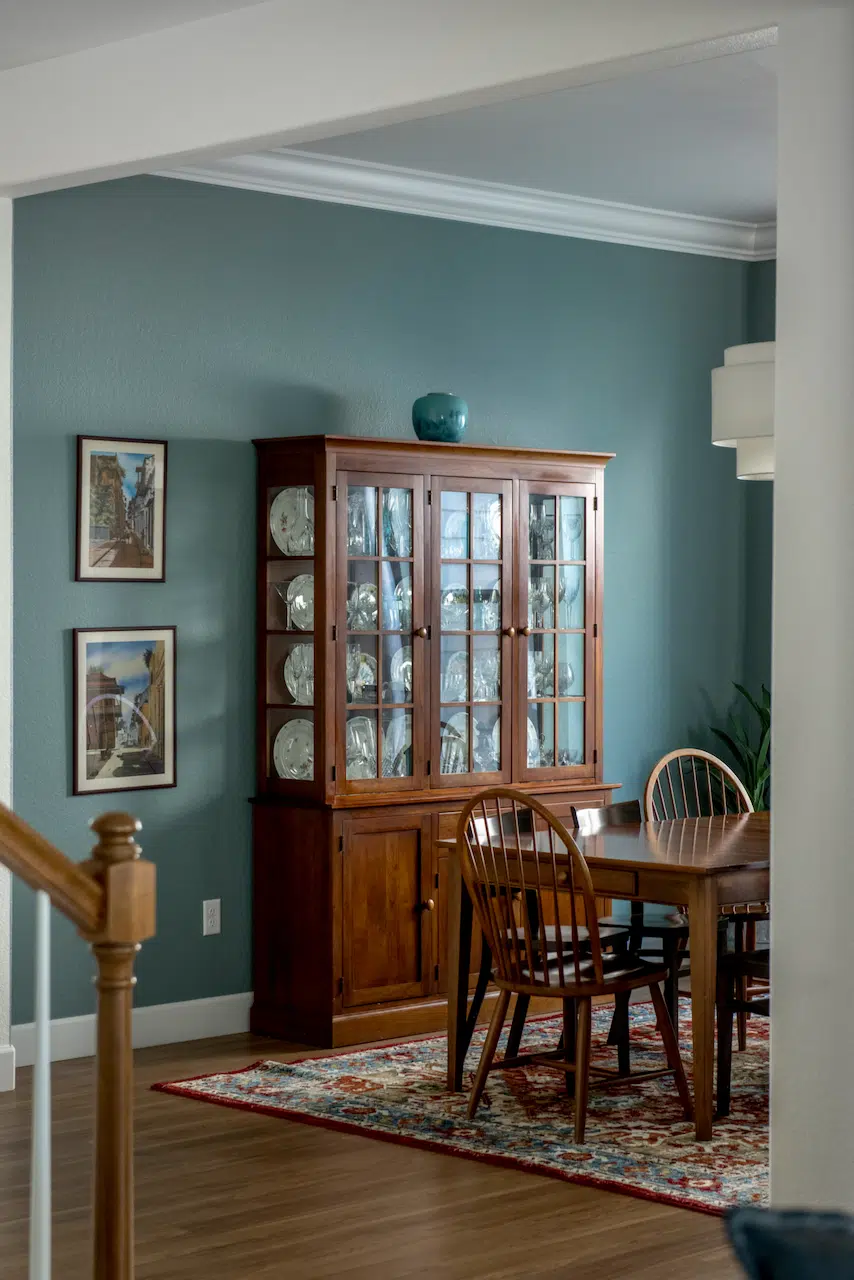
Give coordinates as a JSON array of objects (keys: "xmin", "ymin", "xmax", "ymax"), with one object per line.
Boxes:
[{"xmin": 152, "ymin": 1033, "xmax": 727, "ymax": 1219}]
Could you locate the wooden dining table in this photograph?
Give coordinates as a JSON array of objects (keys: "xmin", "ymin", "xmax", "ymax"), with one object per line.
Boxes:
[{"xmin": 438, "ymin": 811, "xmax": 770, "ymax": 1141}]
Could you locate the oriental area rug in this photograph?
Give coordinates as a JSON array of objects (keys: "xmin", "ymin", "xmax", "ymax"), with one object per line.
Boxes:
[{"xmin": 154, "ymin": 1004, "xmax": 768, "ymax": 1215}]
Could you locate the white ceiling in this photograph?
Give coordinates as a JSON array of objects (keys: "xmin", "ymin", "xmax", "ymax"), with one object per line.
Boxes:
[
  {"xmin": 300, "ymin": 45, "xmax": 777, "ymax": 224},
  {"xmin": 0, "ymin": 0, "xmax": 270, "ymax": 71}
]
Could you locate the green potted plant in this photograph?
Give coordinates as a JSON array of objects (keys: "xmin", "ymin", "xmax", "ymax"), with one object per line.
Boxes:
[{"xmin": 711, "ymin": 683, "xmax": 771, "ymax": 811}]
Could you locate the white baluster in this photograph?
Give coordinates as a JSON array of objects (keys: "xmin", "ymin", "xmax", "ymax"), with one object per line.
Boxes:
[{"xmin": 29, "ymin": 890, "xmax": 50, "ymax": 1280}]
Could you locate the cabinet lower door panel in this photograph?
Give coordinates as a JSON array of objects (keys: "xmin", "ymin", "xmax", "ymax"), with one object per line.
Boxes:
[{"xmin": 342, "ymin": 815, "xmax": 432, "ymax": 1006}]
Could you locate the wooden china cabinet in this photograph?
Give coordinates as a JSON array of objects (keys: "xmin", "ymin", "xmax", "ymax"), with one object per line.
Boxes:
[{"xmin": 252, "ymin": 435, "xmax": 617, "ymax": 1047}]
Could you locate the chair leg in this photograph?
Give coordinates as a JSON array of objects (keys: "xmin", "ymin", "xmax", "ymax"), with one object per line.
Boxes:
[
  {"xmin": 649, "ymin": 980, "xmax": 693, "ymax": 1120},
  {"xmin": 562, "ymin": 997, "xmax": 576, "ymax": 1096},
  {"xmin": 505, "ymin": 993, "xmax": 530, "ymax": 1059},
  {"xmin": 716, "ymin": 970, "xmax": 734, "ymax": 1119},
  {"xmin": 662, "ymin": 935, "xmax": 681, "ymax": 1035},
  {"xmin": 734, "ymin": 920, "xmax": 747, "ymax": 1052},
  {"xmin": 573, "ymin": 997, "xmax": 593, "ymax": 1143},
  {"xmin": 465, "ymin": 941, "xmax": 493, "ymax": 1043},
  {"xmin": 613, "ymin": 991, "xmax": 631, "ymax": 1076},
  {"xmin": 467, "ymin": 988, "xmax": 511, "ymax": 1119}
]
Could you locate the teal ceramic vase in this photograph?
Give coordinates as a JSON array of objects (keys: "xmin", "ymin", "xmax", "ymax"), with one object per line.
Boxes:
[{"xmin": 412, "ymin": 393, "xmax": 468, "ymax": 443}]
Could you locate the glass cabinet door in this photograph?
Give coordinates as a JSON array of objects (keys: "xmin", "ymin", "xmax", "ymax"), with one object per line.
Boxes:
[
  {"xmin": 432, "ymin": 479, "xmax": 513, "ymax": 787},
  {"xmin": 518, "ymin": 481, "xmax": 596, "ymax": 781},
  {"xmin": 336, "ymin": 473, "xmax": 426, "ymax": 791}
]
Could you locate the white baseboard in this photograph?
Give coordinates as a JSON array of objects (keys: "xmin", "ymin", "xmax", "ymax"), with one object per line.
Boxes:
[
  {"xmin": 0, "ymin": 1041, "xmax": 15, "ymax": 1091},
  {"xmin": 11, "ymin": 991, "xmax": 252, "ymax": 1068}
]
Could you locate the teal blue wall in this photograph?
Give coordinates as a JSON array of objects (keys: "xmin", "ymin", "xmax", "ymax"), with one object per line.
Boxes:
[
  {"xmin": 742, "ymin": 260, "xmax": 776, "ymax": 694},
  {"xmin": 13, "ymin": 176, "xmax": 757, "ymax": 1021}
]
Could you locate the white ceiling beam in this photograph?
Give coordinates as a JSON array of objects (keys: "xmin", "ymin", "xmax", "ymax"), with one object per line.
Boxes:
[
  {"xmin": 165, "ymin": 148, "xmax": 777, "ymax": 260},
  {"xmin": 0, "ymin": 1, "xmax": 789, "ymax": 196}
]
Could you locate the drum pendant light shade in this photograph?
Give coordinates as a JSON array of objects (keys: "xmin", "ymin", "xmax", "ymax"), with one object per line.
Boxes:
[{"xmin": 711, "ymin": 341, "xmax": 775, "ymax": 480}]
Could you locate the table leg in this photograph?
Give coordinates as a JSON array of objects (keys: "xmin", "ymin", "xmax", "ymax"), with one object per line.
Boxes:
[
  {"xmin": 688, "ymin": 877, "xmax": 718, "ymax": 1140},
  {"xmin": 446, "ymin": 851, "xmax": 473, "ymax": 1091}
]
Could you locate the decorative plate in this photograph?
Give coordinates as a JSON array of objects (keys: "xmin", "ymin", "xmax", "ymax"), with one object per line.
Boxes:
[
  {"xmin": 273, "ymin": 719, "xmax": 314, "ymax": 780},
  {"xmin": 347, "ymin": 582, "xmax": 379, "ymax": 631},
  {"xmin": 270, "ymin": 487, "xmax": 314, "ymax": 556},
  {"xmin": 440, "ymin": 583, "xmax": 468, "ymax": 630},
  {"xmin": 286, "ymin": 573, "xmax": 315, "ymax": 631},
  {"xmin": 283, "ymin": 643, "xmax": 314, "ymax": 704},
  {"xmin": 346, "ymin": 716, "xmax": 377, "ymax": 779},
  {"xmin": 346, "ymin": 648, "xmax": 378, "ymax": 702}
]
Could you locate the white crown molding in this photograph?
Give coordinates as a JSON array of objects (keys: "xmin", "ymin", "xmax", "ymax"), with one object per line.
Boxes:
[
  {"xmin": 159, "ymin": 149, "xmax": 777, "ymax": 262},
  {"xmin": 11, "ymin": 991, "xmax": 252, "ymax": 1069}
]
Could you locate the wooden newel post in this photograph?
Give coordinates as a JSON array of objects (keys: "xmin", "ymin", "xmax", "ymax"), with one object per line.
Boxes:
[{"xmin": 81, "ymin": 813, "xmax": 156, "ymax": 1280}]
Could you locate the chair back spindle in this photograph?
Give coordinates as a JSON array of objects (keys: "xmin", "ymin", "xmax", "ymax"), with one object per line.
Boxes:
[
  {"xmin": 571, "ymin": 799, "xmax": 642, "ymax": 835},
  {"xmin": 644, "ymin": 749, "xmax": 753, "ymax": 822},
  {"xmin": 459, "ymin": 789, "xmax": 604, "ymax": 993}
]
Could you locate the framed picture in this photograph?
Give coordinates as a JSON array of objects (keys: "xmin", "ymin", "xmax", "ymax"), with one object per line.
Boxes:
[
  {"xmin": 76, "ymin": 436, "xmax": 167, "ymax": 581},
  {"xmin": 73, "ymin": 627, "xmax": 176, "ymax": 795}
]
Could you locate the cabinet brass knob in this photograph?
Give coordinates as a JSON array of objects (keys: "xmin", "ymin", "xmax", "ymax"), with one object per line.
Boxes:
[
  {"xmin": 521, "ymin": 625, "xmax": 532, "ymax": 636},
  {"xmin": 422, "ymin": 898, "xmax": 436, "ymax": 912},
  {"xmin": 504, "ymin": 626, "xmax": 516, "ymax": 638},
  {"xmin": 414, "ymin": 626, "xmax": 428, "ymax": 639}
]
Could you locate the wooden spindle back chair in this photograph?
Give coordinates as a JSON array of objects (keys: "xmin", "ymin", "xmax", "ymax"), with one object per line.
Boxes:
[
  {"xmin": 645, "ymin": 748, "xmax": 753, "ymax": 821},
  {"xmin": 456, "ymin": 788, "xmax": 692, "ymax": 1140}
]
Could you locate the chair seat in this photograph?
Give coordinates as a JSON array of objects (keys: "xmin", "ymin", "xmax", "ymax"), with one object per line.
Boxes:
[
  {"xmin": 514, "ymin": 949, "xmax": 669, "ymax": 993},
  {"xmin": 598, "ymin": 914, "xmax": 689, "ymax": 936},
  {"xmin": 521, "ymin": 923, "xmax": 629, "ymax": 952}
]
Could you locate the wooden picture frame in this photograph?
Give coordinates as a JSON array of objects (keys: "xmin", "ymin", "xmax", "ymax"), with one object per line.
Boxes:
[
  {"xmin": 73, "ymin": 626, "xmax": 177, "ymax": 795},
  {"xmin": 76, "ymin": 436, "xmax": 167, "ymax": 581}
]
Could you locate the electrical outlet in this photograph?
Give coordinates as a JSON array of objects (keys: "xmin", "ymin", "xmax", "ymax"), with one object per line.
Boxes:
[{"xmin": 202, "ymin": 898, "xmax": 221, "ymax": 936}]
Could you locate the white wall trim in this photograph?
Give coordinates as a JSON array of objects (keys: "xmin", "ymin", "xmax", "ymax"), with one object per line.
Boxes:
[
  {"xmin": 12, "ymin": 991, "xmax": 252, "ymax": 1067},
  {"xmin": 0, "ymin": 1042, "xmax": 15, "ymax": 1091},
  {"xmin": 161, "ymin": 149, "xmax": 777, "ymax": 262},
  {"xmin": 0, "ymin": 197, "xmax": 12, "ymax": 1083}
]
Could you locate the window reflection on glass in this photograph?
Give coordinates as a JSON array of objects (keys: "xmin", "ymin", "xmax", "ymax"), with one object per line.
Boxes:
[
  {"xmin": 381, "ymin": 488, "xmax": 412, "ymax": 558},
  {"xmin": 472, "ymin": 635, "xmax": 500, "ymax": 702},
  {"xmin": 471, "ymin": 492, "xmax": 501, "ymax": 559},
  {"xmin": 529, "ymin": 495, "xmax": 556, "ymax": 560},
  {"xmin": 472, "ymin": 564, "xmax": 501, "ymax": 631},
  {"xmin": 440, "ymin": 706, "xmax": 469, "ymax": 774},
  {"xmin": 382, "ymin": 709, "xmax": 413, "ymax": 778},
  {"xmin": 558, "ymin": 701, "xmax": 585, "ymax": 766},
  {"xmin": 558, "ymin": 632, "xmax": 584, "ymax": 696},
  {"xmin": 440, "ymin": 635, "xmax": 468, "ymax": 703},
  {"xmin": 473, "ymin": 706, "xmax": 500, "ymax": 772},
  {"xmin": 380, "ymin": 560, "xmax": 412, "ymax": 631},
  {"xmin": 347, "ymin": 486, "xmax": 377, "ymax": 556},
  {"xmin": 346, "ymin": 710, "xmax": 378, "ymax": 780},
  {"xmin": 527, "ymin": 702, "xmax": 555, "ymax": 768},
  {"xmin": 527, "ymin": 633, "xmax": 555, "ymax": 698},
  {"xmin": 559, "ymin": 496, "xmax": 585, "ymax": 561},
  {"xmin": 441, "ymin": 491, "xmax": 469, "ymax": 559},
  {"xmin": 558, "ymin": 565, "xmax": 584, "ymax": 629},
  {"xmin": 528, "ymin": 564, "xmax": 555, "ymax": 629}
]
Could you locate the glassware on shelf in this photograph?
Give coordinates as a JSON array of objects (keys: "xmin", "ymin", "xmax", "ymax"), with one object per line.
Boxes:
[
  {"xmin": 528, "ymin": 566, "xmax": 555, "ymax": 629},
  {"xmin": 283, "ymin": 643, "xmax": 314, "ymax": 704},
  {"xmin": 387, "ymin": 644, "xmax": 413, "ymax": 700},
  {"xmin": 269, "ymin": 486, "xmax": 315, "ymax": 556},
  {"xmin": 558, "ymin": 700, "xmax": 584, "ymax": 766},
  {"xmin": 528, "ymin": 495, "xmax": 556, "ymax": 560},
  {"xmin": 527, "ymin": 704, "xmax": 555, "ymax": 768},
  {"xmin": 276, "ymin": 573, "xmax": 314, "ymax": 630},
  {"xmin": 473, "ymin": 707, "xmax": 501, "ymax": 772},
  {"xmin": 440, "ymin": 491, "xmax": 469, "ymax": 559},
  {"xmin": 380, "ymin": 563, "xmax": 412, "ymax": 631},
  {"xmin": 472, "ymin": 641, "xmax": 500, "ymax": 702},
  {"xmin": 273, "ymin": 719, "xmax": 314, "ymax": 780},
  {"xmin": 558, "ymin": 632, "xmax": 584, "ymax": 696},
  {"xmin": 527, "ymin": 641, "xmax": 555, "ymax": 698},
  {"xmin": 346, "ymin": 644, "xmax": 378, "ymax": 703},
  {"xmin": 558, "ymin": 565, "xmax": 584, "ymax": 629},
  {"xmin": 347, "ymin": 487, "xmax": 378, "ymax": 556},
  {"xmin": 346, "ymin": 714, "xmax": 378, "ymax": 779},
  {"xmin": 440, "ymin": 579, "xmax": 469, "ymax": 630},
  {"xmin": 440, "ymin": 647, "xmax": 468, "ymax": 703},
  {"xmin": 347, "ymin": 581, "xmax": 379, "ymax": 631},
  {"xmin": 472, "ymin": 566, "xmax": 501, "ymax": 631}
]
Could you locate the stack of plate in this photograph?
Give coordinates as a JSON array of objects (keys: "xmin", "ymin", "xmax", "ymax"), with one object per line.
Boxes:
[{"xmin": 270, "ymin": 487, "xmax": 314, "ymax": 556}]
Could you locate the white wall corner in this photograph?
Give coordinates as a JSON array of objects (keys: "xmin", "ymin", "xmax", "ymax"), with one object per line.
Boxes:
[
  {"xmin": 0, "ymin": 196, "xmax": 13, "ymax": 1084},
  {"xmin": 0, "ymin": 1042, "xmax": 15, "ymax": 1091},
  {"xmin": 12, "ymin": 991, "xmax": 253, "ymax": 1066}
]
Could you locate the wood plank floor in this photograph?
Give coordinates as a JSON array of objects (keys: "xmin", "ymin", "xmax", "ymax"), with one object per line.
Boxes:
[{"xmin": 0, "ymin": 1034, "xmax": 740, "ymax": 1279}]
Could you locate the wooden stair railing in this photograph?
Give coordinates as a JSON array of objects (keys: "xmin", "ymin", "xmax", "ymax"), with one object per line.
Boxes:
[{"xmin": 0, "ymin": 803, "xmax": 156, "ymax": 1280}]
